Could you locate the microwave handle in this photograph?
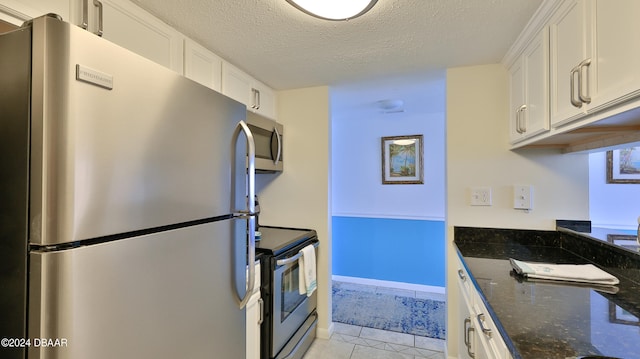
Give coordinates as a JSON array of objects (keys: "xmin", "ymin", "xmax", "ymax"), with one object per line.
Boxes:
[{"xmin": 273, "ymin": 126, "xmax": 282, "ymax": 166}]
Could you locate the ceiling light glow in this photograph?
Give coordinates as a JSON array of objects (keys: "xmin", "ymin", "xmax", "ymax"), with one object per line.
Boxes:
[{"xmin": 286, "ymin": 0, "xmax": 378, "ymax": 21}]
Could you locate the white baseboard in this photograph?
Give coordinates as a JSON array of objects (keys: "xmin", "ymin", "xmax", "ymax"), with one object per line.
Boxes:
[
  {"xmin": 332, "ymin": 275, "xmax": 446, "ymax": 295},
  {"xmin": 316, "ymin": 322, "xmax": 334, "ymax": 340}
]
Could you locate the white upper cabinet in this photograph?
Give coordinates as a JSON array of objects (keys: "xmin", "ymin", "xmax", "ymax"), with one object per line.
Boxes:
[
  {"xmin": 222, "ymin": 61, "xmax": 277, "ymax": 120},
  {"xmin": 98, "ymin": 0, "xmax": 184, "ymax": 73},
  {"xmin": 508, "ymin": 28, "xmax": 550, "ymax": 144},
  {"xmin": 550, "ymin": 0, "xmax": 640, "ymax": 128},
  {"xmin": 251, "ymin": 79, "xmax": 276, "ymax": 120},
  {"xmin": 549, "ymin": 0, "xmax": 588, "ymax": 127},
  {"xmin": 184, "ymin": 38, "xmax": 223, "ymax": 92},
  {"xmin": 2, "ymin": 0, "xmax": 278, "ymax": 119},
  {"xmin": 586, "ymin": 0, "xmax": 640, "ymax": 114},
  {"xmin": 0, "ymin": 0, "xmax": 184, "ymax": 73},
  {"xmin": 0, "ymin": 0, "xmax": 70, "ymax": 24}
]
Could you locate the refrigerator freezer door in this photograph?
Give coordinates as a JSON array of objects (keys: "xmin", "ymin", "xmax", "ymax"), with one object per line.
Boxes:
[
  {"xmin": 28, "ymin": 16, "xmax": 246, "ymax": 245},
  {"xmin": 28, "ymin": 220, "xmax": 246, "ymax": 359}
]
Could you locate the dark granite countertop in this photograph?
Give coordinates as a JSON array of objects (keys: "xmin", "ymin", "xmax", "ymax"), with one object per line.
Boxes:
[
  {"xmin": 454, "ymin": 227, "xmax": 640, "ymax": 359},
  {"xmin": 558, "ymin": 226, "xmax": 639, "ymax": 255}
]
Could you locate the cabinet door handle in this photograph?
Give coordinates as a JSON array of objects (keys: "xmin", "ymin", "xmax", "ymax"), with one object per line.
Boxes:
[
  {"xmin": 458, "ymin": 269, "xmax": 466, "ymax": 281},
  {"xmin": 81, "ymin": 0, "xmax": 89, "ymax": 29},
  {"xmin": 570, "ymin": 65, "xmax": 583, "ymax": 108},
  {"xmin": 515, "ymin": 107, "xmax": 522, "ymax": 134},
  {"xmin": 250, "ymin": 88, "xmax": 260, "ymax": 109},
  {"xmin": 518, "ymin": 104, "xmax": 527, "ymax": 133},
  {"xmin": 467, "ymin": 326, "xmax": 476, "ymax": 358},
  {"xmin": 93, "ymin": 0, "xmax": 104, "ymax": 37},
  {"xmin": 255, "ymin": 89, "xmax": 261, "ymax": 110},
  {"xmin": 477, "ymin": 313, "xmax": 492, "ymax": 337},
  {"xmin": 463, "ymin": 318, "xmax": 471, "ymax": 346},
  {"xmin": 578, "ymin": 58, "xmax": 591, "ymax": 104}
]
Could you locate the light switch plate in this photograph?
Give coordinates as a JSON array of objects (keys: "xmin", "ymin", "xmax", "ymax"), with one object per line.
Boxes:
[{"xmin": 514, "ymin": 185, "xmax": 533, "ymax": 210}]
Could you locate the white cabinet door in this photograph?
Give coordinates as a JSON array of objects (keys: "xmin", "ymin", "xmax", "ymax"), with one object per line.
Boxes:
[
  {"xmin": 472, "ymin": 301, "xmax": 510, "ymax": 359},
  {"xmin": 508, "ymin": 28, "xmax": 549, "ymax": 144},
  {"xmin": 251, "ymin": 79, "xmax": 277, "ymax": 120},
  {"xmin": 523, "ymin": 29, "xmax": 549, "ymax": 139},
  {"xmin": 222, "ymin": 61, "xmax": 254, "ymax": 106},
  {"xmin": 0, "ymin": 0, "xmax": 184, "ymax": 73},
  {"xmin": 184, "ymin": 38, "xmax": 222, "ymax": 92},
  {"xmin": 549, "ymin": 0, "xmax": 589, "ymax": 127},
  {"xmin": 550, "ymin": 0, "xmax": 640, "ymax": 128},
  {"xmin": 0, "ymin": 0, "xmax": 70, "ymax": 25},
  {"xmin": 458, "ymin": 279, "xmax": 475, "ymax": 359},
  {"xmin": 222, "ymin": 61, "xmax": 278, "ymax": 119},
  {"xmin": 456, "ymin": 257, "xmax": 511, "ymax": 359},
  {"xmin": 586, "ymin": 0, "xmax": 640, "ymax": 114},
  {"xmin": 508, "ymin": 53, "xmax": 526, "ymax": 143},
  {"xmin": 99, "ymin": 0, "xmax": 184, "ymax": 73}
]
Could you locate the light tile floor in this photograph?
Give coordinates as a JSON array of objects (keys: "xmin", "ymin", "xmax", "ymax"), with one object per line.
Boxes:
[{"xmin": 302, "ymin": 282, "xmax": 446, "ymax": 359}]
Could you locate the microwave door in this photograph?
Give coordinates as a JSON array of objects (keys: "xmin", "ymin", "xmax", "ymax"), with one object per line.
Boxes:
[{"xmin": 248, "ymin": 123, "xmax": 283, "ymax": 172}]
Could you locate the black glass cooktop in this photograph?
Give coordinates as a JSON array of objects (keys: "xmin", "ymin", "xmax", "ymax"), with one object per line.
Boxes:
[{"xmin": 255, "ymin": 225, "xmax": 317, "ymax": 256}]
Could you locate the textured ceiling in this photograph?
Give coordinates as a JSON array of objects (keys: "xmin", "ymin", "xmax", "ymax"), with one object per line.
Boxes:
[{"xmin": 131, "ymin": 0, "xmax": 542, "ymax": 91}]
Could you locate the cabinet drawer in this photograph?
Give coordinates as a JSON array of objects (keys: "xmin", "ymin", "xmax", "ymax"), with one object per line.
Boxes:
[
  {"xmin": 456, "ymin": 257, "xmax": 473, "ymax": 298},
  {"xmin": 472, "ymin": 290, "xmax": 510, "ymax": 358}
]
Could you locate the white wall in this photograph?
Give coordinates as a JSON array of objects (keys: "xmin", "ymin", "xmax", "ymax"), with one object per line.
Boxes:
[
  {"xmin": 445, "ymin": 64, "xmax": 590, "ymax": 357},
  {"xmin": 256, "ymin": 86, "xmax": 333, "ymax": 338},
  {"xmin": 331, "ymin": 74, "xmax": 446, "ymax": 220},
  {"xmin": 589, "ymin": 151, "xmax": 640, "ymax": 229}
]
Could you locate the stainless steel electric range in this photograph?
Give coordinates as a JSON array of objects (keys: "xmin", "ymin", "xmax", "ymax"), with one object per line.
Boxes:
[{"xmin": 256, "ymin": 226, "xmax": 319, "ymax": 359}]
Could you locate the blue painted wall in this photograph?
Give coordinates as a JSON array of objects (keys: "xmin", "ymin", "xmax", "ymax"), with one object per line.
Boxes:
[{"xmin": 332, "ymin": 216, "xmax": 445, "ymax": 287}]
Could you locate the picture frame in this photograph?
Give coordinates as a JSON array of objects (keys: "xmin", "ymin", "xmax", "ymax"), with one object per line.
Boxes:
[
  {"xmin": 607, "ymin": 147, "xmax": 640, "ymax": 184},
  {"xmin": 381, "ymin": 134, "xmax": 424, "ymax": 185}
]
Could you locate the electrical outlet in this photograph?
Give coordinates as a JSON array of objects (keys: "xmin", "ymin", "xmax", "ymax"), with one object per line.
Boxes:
[
  {"xmin": 471, "ymin": 187, "xmax": 492, "ymax": 206},
  {"xmin": 514, "ymin": 185, "xmax": 533, "ymax": 210}
]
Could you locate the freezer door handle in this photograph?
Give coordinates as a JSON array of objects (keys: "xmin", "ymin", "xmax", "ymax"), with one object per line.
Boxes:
[{"xmin": 231, "ymin": 120, "xmax": 256, "ymax": 309}]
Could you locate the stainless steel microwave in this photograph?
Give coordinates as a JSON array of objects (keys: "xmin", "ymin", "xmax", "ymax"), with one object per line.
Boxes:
[{"xmin": 246, "ymin": 112, "xmax": 283, "ymax": 172}]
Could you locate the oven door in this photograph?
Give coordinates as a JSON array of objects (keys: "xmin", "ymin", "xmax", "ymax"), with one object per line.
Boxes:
[{"xmin": 272, "ymin": 253, "xmax": 317, "ymax": 357}]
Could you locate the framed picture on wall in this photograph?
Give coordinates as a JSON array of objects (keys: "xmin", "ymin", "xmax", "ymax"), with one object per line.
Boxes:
[
  {"xmin": 381, "ymin": 134, "xmax": 424, "ymax": 184},
  {"xmin": 606, "ymin": 147, "xmax": 640, "ymax": 184}
]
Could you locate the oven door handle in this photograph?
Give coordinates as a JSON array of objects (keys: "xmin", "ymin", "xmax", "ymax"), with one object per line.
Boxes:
[{"xmin": 276, "ymin": 242, "xmax": 319, "ymax": 267}]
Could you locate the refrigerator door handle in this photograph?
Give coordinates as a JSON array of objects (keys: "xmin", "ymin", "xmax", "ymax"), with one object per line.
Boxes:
[{"xmin": 231, "ymin": 120, "xmax": 256, "ymax": 309}]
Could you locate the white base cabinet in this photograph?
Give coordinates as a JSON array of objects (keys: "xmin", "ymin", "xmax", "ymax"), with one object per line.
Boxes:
[
  {"xmin": 246, "ymin": 262, "xmax": 262, "ymax": 359},
  {"xmin": 456, "ymin": 256, "xmax": 511, "ymax": 359}
]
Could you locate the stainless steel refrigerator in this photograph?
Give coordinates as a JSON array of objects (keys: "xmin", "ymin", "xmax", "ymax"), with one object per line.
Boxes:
[{"xmin": 0, "ymin": 14, "xmax": 257, "ymax": 359}]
